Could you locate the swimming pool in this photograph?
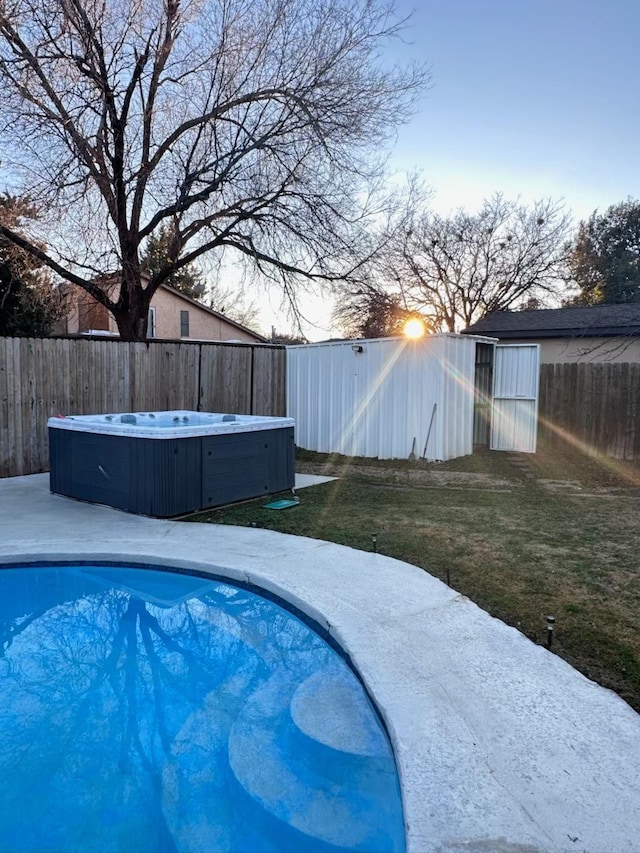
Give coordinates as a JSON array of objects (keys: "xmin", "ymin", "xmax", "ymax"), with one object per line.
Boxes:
[{"xmin": 0, "ymin": 563, "xmax": 405, "ymax": 853}]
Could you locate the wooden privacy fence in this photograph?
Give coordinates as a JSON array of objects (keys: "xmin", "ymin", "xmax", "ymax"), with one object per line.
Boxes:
[
  {"xmin": 0, "ymin": 336, "xmax": 286, "ymax": 477},
  {"xmin": 538, "ymin": 362, "xmax": 640, "ymax": 460}
]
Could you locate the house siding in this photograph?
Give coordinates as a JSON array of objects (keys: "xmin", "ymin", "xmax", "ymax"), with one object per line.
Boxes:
[
  {"xmin": 501, "ymin": 337, "xmax": 640, "ymax": 364},
  {"xmin": 151, "ymin": 287, "xmax": 258, "ymax": 342},
  {"xmin": 61, "ymin": 283, "xmax": 262, "ymax": 342},
  {"xmin": 64, "ymin": 286, "xmax": 119, "ymax": 335}
]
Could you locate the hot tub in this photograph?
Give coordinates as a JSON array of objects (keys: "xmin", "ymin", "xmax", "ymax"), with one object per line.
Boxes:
[{"xmin": 48, "ymin": 411, "xmax": 295, "ymax": 517}]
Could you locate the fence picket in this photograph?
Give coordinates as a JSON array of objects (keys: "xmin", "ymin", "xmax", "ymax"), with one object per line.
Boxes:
[
  {"xmin": 0, "ymin": 337, "xmax": 285, "ymax": 477},
  {"xmin": 539, "ymin": 362, "xmax": 640, "ymax": 460}
]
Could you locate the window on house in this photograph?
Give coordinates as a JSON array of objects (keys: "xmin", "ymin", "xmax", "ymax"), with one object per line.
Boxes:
[
  {"xmin": 148, "ymin": 306, "xmax": 157, "ymax": 338},
  {"xmin": 180, "ymin": 310, "xmax": 190, "ymax": 337}
]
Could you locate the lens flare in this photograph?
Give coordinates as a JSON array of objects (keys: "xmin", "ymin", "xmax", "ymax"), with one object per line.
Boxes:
[{"xmin": 403, "ymin": 318, "xmax": 425, "ymax": 339}]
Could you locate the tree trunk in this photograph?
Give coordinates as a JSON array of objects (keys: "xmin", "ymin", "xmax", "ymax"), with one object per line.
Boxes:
[
  {"xmin": 112, "ymin": 276, "xmax": 150, "ymax": 341},
  {"xmin": 112, "ymin": 308, "xmax": 148, "ymax": 341}
]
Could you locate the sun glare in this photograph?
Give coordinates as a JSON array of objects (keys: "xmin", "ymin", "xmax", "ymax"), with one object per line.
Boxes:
[{"xmin": 403, "ymin": 318, "xmax": 425, "ymax": 339}]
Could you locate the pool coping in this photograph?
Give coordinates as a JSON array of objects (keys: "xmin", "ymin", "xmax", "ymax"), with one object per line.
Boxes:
[{"xmin": 2, "ymin": 474, "xmax": 640, "ymax": 853}]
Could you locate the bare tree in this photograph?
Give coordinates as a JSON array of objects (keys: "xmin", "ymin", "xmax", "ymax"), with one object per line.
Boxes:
[
  {"xmin": 270, "ymin": 330, "xmax": 307, "ymax": 344},
  {"xmin": 387, "ymin": 194, "xmax": 572, "ymax": 332},
  {"xmin": 333, "ymin": 283, "xmax": 432, "ymax": 338},
  {"xmin": 0, "ymin": 0, "xmax": 425, "ymax": 340},
  {"xmin": 139, "ymin": 223, "xmax": 261, "ymax": 328}
]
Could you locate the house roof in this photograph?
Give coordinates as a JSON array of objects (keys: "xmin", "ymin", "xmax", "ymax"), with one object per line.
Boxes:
[
  {"xmin": 160, "ymin": 284, "xmax": 267, "ymax": 342},
  {"xmin": 463, "ymin": 304, "xmax": 640, "ymax": 340}
]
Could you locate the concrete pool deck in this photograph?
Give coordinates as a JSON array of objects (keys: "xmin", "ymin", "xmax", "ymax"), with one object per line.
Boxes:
[{"xmin": 1, "ymin": 473, "xmax": 639, "ymax": 853}]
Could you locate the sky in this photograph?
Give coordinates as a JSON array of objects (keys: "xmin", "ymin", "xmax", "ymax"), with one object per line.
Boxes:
[{"xmin": 262, "ymin": 0, "xmax": 640, "ymax": 341}]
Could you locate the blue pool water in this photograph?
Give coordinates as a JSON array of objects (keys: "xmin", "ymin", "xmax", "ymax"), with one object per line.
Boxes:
[{"xmin": 0, "ymin": 565, "xmax": 405, "ymax": 853}]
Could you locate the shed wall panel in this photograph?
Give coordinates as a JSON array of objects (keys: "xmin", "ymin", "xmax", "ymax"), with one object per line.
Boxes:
[
  {"xmin": 493, "ymin": 345, "xmax": 539, "ymax": 399},
  {"xmin": 490, "ymin": 399, "xmax": 539, "ymax": 452},
  {"xmin": 439, "ymin": 336, "xmax": 477, "ymax": 461},
  {"xmin": 491, "ymin": 344, "xmax": 540, "ymax": 453},
  {"xmin": 287, "ymin": 335, "xmax": 482, "ymax": 461}
]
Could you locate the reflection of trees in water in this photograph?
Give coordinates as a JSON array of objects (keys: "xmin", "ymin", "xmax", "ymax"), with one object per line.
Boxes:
[{"xmin": 0, "ymin": 570, "xmax": 335, "ymax": 851}]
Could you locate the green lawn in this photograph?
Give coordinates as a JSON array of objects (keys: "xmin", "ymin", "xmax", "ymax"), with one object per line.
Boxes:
[{"xmin": 189, "ymin": 442, "xmax": 640, "ymax": 713}]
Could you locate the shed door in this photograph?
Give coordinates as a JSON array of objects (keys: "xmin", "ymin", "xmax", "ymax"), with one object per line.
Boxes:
[
  {"xmin": 473, "ymin": 342, "xmax": 494, "ymax": 446},
  {"xmin": 490, "ymin": 344, "xmax": 540, "ymax": 453}
]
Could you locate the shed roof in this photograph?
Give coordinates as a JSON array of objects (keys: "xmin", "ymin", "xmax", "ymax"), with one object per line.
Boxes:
[{"xmin": 288, "ymin": 332, "xmax": 498, "ymax": 348}]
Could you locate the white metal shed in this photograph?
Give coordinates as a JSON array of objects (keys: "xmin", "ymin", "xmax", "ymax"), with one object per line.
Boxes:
[{"xmin": 288, "ymin": 334, "xmax": 487, "ymax": 461}]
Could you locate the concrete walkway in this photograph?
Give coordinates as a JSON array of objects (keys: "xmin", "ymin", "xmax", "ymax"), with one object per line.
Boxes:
[{"xmin": 1, "ymin": 473, "xmax": 640, "ymax": 853}]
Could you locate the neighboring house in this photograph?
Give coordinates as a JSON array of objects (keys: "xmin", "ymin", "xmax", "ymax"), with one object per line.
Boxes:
[
  {"xmin": 59, "ymin": 277, "xmax": 266, "ymax": 343},
  {"xmin": 463, "ymin": 304, "xmax": 640, "ymax": 363}
]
